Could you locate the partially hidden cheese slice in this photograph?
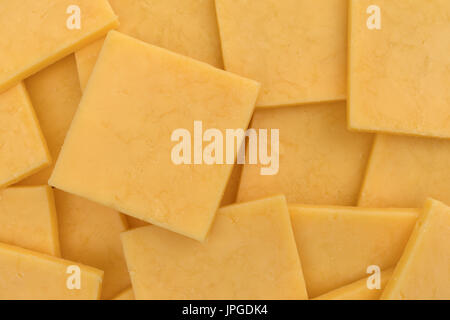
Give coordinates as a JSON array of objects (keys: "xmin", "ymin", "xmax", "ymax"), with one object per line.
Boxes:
[
  {"xmin": 121, "ymin": 195, "xmax": 308, "ymax": 300},
  {"xmin": 76, "ymin": 0, "xmax": 223, "ymax": 90},
  {"xmin": 237, "ymin": 102, "xmax": 373, "ymax": 206},
  {"xmin": 359, "ymin": 134, "xmax": 450, "ymax": 208},
  {"xmin": 0, "ymin": 0, "xmax": 118, "ymax": 93},
  {"xmin": 289, "ymin": 205, "xmax": 419, "ymax": 298},
  {"xmin": 0, "ymin": 242, "xmax": 103, "ymax": 300},
  {"xmin": 0, "ymin": 83, "xmax": 50, "ymax": 188},
  {"xmin": 112, "ymin": 287, "xmax": 135, "ymax": 300},
  {"xmin": 382, "ymin": 199, "xmax": 450, "ymax": 300},
  {"xmin": 348, "ymin": 0, "xmax": 450, "ymax": 138},
  {"xmin": 0, "ymin": 186, "xmax": 60, "ymax": 257},
  {"xmin": 215, "ymin": 0, "xmax": 347, "ymax": 107},
  {"xmin": 220, "ymin": 164, "xmax": 243, "ymax": 207},
  {"xmin": 314, "ymin": 268, "xmax": 393, "ymax": 300},
  {"xmin": 50, "ymin": 31, "xmax": 260, "ymax": 241}
]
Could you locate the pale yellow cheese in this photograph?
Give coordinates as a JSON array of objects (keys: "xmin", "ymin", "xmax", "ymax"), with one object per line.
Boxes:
[
  {"xmin": 55, "ymin": 190, "xmax": 130, "ymax": 300},
  {"xmin": 314, "ymin": 268, "xmax": 393, "ymax": 300},
  {"xmin": 359, "ymin": 134, "xmax": 450, "ymax": 208},
  {"xmin": 50, "ymin": 31, "xmax": 260, "ymax": 241},
  {"xmin": 0, "ymin": 83, "xmax": 50, "ymax": 188},
  {"xmin": 289, "ymin": 205, "xmax": 418, "ymax": 298},
  {"xmin": 121, "ymin": 196, "xmax": 308, "ymax": 299},
  {"xmin": 76, "ymin": 0, "xmax": 223, "ymax": 90},
  {"xmin": 0, "ymin": 0, "xmax": 118, "ymax": 93},
  {"xmin": 215, "ymin": 0, "xmax": 347, "ymax": 107},
  {"xmin": 0, "ymin": 242, "xmax": 103, "ymax": 300},
  {"xmin": 382, "ymin": 199, "xmax": 450, "ymax": 300},
  {"xmin": 348, "ymin": 0, "xmax": 450, "ymax": 138},
  {"xmin": 237, "ymin": 102, "xmax": 373, "ymax": 206},
  {"xmin": 0, "ymin": 186, "xmax": 59, "ymax": 257},
  {"xmin": 112, "ymin": 287, "xmax": 135, "ymax": 300}
]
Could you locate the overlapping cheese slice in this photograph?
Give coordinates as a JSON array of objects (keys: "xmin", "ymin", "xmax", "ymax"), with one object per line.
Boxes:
[
  {"xmin": 121, "ymin": 196, "xmax": 308, "ymax": 300},
  {"xmin": 382, "ymin": 199, "xmax": 450, "ymax": 300},
  {"xmin": 0, "ymin": 0, "xmax": 118, "ymax": 93},
  {"xmin": 50, "ymin": 31, "xmax": 260, "ymax": 241},
  {"xmin": 75, "ymin": 0, "xmax": 223, "ymax": 90},
  {"xmin": 238, "ymin": 102, "xmax": 373, "ymax": 206},
  {"xmin": 220, "ymin": 164, "xmax": 243, "ymax": 207},
  {"xmin": 289, "ymin": 205, "xmax": 418, "ymax": 297}
]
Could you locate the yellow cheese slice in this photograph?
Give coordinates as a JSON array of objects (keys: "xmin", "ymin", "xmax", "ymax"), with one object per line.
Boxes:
[
  {"xmin": 75, "ymin": 0, "xmax": 223, "ymax": 90},
  {"xmin": 314, "ymin": 268, "xmax": 393, "ymax": 300},
  {"xmin": 289, "ymin": 205, "xmax": 419, "ymax": 298},
  {"xmin": 348, "ymin": 0, "xmax": 450, "ymax": 138},
  {"xmin": 382, "ymin": 199, "xmax": 450, "ymax": 300},
  {"xmin": 50, "ymin": 31, "xmax": 260, "ymax": 241},
  {"xmin": 55, "ymin": 190, "xmax": 130, "ymax": 300},
  {"xmin": 121, "ymin": 195, "xmax": 308, "ymax": 299},
  {"xmin": 0, "ymin": 0, "xmax": 118, "ymax": 93},
  {"xmin": 215, "ymin": 0, "xmax": 347, "ymax": 107},
  {"xmin": 220, "ymin": 164, "xmax": 243, "ymax": 207},
  {"xmin": 237, "ymin": 102, "xmax": 373, "ymax": 206},
  {"xmin": 0, "ymin": 83, "xmax": 51, "ymax": 188},
  {"xmin": 0, "ymin": 186, "xmax": 59, "ymax": 257},
  {"xmin": 112, "ymin": 287, "xmax": 135, "ymax": 300},
  {"xmin": 359, "ymin": 134, "xmax": 450, "ymax": 208},
  {"xmin": 0, "ymin": 242, "xmax": 103, "ymax": 300}
]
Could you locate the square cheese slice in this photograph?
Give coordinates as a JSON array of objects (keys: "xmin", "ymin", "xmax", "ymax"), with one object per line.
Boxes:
[
  {"xmin": 0, "ymin": 186, "xmax": 59, "ymax": 257},
  {"xmin": 289, "ymin": 205, "xmax": 418, "ymax": 298},
  {"xmin": 75, "ymin": 0, "xmax": 223, "ymax": 90},
  {"xmin": 112, "ymin": 287, "xmax": 135, "ymax": 300},
  {"xmin": 0, "ymin": 0, "xmax": 118, "ymax": 93},
  {"xmin": 237, "ymin": 102, "xmax": 373, "ymax": 206},
  {"xmin": 381, "ymin": 199, "xmax": 450, "ymax": 300},
  {"xmin": 314, "ymin": 268, "xmax": 393, "ymax": 300},
  {"xmin": 50, "ymin": 31, "xmax": 260, "ymax": 241},
  {"xmin": 121, "ymin": 196, "xmax": 308, "ymax": 300},
  {"xmin": 215, "ymin": 0, "xmax": 347, "ymax": 107},
  {"xmin": 348, "ymin": 0, "xmax": 450, "ymax": 138},
  {"xmin": 0, "ymin": 242, "xmax": 102, "ymax": 300},
  {"xmin": 359, "ymin": 134, "xmax": 450, "ymax": 208},
  {"xmin": 0, "ymin": 83, "xmax": 50, "ymax": 188}
]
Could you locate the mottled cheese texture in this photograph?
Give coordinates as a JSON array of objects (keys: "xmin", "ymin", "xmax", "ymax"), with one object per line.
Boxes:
[
  {"xmin": 315, "ymin": 268, "xmax": 393, "ymax": 300},
  {"xmin": 121, "ymin": 196, "xmax": 308, "ymax": 300},
  {"xmin": 289, "ymin": 205, "xmax": 418, "ymax": 297},
  {"xmin": 76, "ymin": 0, "xmax": 223, "ymax": 90},
  {"xmin": 0, "ymin": 83, "xmax": 50, "ymax": 188},
  {"xmin": 382, "ymin": 199, "xmax": 450, "ymax": 300},
  {"xmin": 0, "ymin": 242, "xmax": 103, "ymax": 300},
  {"xmin": 55, "ymin": 190, "xmax": 130, "ymax": 300},
  {"xmin": 0, "ymin": 186, "xmax": 59, "ymax": 257},
  {"xmin": 0, "ymin": 0, "xmax": 118, "ymax": 93},
  {"xmin": 215, "ymin": 0, "xmax": 347, "ymax": 107},
  {"xmin": 237, "ymin": 102, "xmax": 373, "ymax": 206},
  {"xmin": 112, "ymin": 287, "xmax": 135, "ymax": 300},
  {"xmin": 348, "ymin": 0, "xmax": 450, "ymax": 138},
  {"xmin": 359, "ymin": 134, "xmax": 450, "ymax": 208},
  {"xmin": 50, "ymin": 31, "xmax": 260, "ymax": 241}
]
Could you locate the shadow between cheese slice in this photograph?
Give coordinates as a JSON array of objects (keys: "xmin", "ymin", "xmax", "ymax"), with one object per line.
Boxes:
[
  {"xmin": 121, "ymin": 195, "xmax": 308, "ymax": 300},
  {"xmin": 381, "ymin": 199, "xmax": 450, "ymax": 300},
  {"xmin": 112, "ymin": 287, "xmax": 135, "ymax": 300},
  {"xmin": 289, "ymin": 205, "xmax": 419, "ymax": 298},
  {"xmin": 0, "ymin": 242, "xmax": 103, "ymax": 300}
]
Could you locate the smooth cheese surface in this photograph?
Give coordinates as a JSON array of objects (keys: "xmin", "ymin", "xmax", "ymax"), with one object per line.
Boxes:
[
  {"xmin": 0, "ymin": 83, "xmax": 50, "ymax": 188},
  {"xmin": 359, "ymin": 134, "xmax": 450, "ymax": 208},
  {"xmin": 112, "ymin": 287, "xmax": 135, "ymax": 300},
  {"xmin": 216, "ymin": 0, "xmax": 347, "ymax": 107},
  {"xmin": 382, "ymin": 199, "xmax": 450, "ymax": 300},
  {"xmin": 0, "ymin": 242, "xmax": 103, "ymax": 300},
  {"xmin": 50, "ymin": 31, "xmax": 260, "ymax": 241},
  {"xmin": 237, "ymin": 102, "xmax": 373, "ymax": 206},
  {"xmin": 121, "ymin": 196, "xmax": 308, "ymax": 300},
  {"xmin": 55, "ymin": 190, "xmax": 130, "ymax": 300},
  {"xmin": 0, "ymin": 0, "xmax": 118, "ymax": 93},
  {"xmin": 76, "ymin": 0, "xmax": 223, "ymax": 90},
  {"xmin": 348, "ymin": 0, "xmax": 450, "ymax": 138},
  {"xmin": 314, "ymin": 268, "xmax": 393, "ymax": 300},
  {"xmin": 289, "ymin": 205, "xmax": 418, "ymax": 297},
  {"xmin": 0, "ymin": 186, "xmax": 60, "ymax": 257}
]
